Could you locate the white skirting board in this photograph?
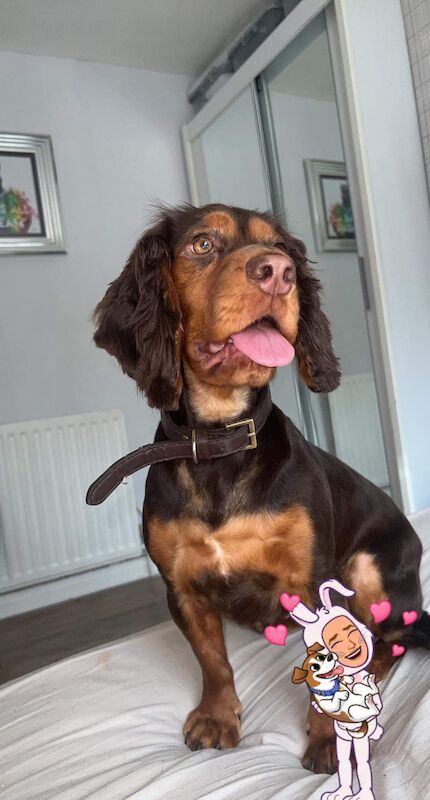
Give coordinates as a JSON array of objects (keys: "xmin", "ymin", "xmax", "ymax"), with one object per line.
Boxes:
[
  {"xmin": 0, "ymin": 555, "xmax": 158, "ymax": 620},
  {"xmin": 0, "ymin": 410, "xmax": 149, "ymax": 595}
]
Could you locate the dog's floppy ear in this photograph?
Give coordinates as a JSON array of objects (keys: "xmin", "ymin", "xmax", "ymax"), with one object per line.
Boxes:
[
  {"xmin": 307, "ymin": 642, "xmax": 324, "ymax": 654},
  {"xmin": 292, "ymin": 666, "xmax": 308, "ymax": 684},
  {"xmin": 93, "ymin": 213, "xmax": 183, "ymax": 410},
  {"xmin": 287, "ymin": 234, "xmax": 341, "ymax": 393}
]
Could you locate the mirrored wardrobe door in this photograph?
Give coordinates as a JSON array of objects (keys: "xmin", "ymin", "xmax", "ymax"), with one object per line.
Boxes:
[
  {"xmin": 190, "ymin": 85, "xmax": 305, "ymax": 432},
  {"xmin": 260, "ymin": 12, "xmax": 390, "ymax": 492}
]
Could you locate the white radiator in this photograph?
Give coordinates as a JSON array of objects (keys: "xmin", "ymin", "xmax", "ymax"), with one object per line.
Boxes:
[
  {"xmin": 328, "ymin": 372, "xmax": 389, "ymax": 488},
  {"xmin": 0, "ymin": 410, "xmax": 148, "ymax": 592}
]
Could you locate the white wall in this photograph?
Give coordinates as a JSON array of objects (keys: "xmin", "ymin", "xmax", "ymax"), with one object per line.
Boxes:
[
  {"xmin": 336, "ymin": 0, "xmax": 430, "ymax": 512},
  {"xmin": 0, "ymin": 51, "xmax": 190, "ymax": 504}
]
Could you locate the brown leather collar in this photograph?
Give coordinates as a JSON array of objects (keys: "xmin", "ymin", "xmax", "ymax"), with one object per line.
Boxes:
[{"xmin": 86, "ymin": 388, "xmax": 272, "ymax": 506}]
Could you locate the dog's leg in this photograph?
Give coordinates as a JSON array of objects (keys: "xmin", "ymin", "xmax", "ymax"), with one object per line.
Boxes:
[
  {"xmin": 369, "ymin": 639, "xmax": 396, "ymax": 679},
  {"xmin": 347, "ymin": 700, "xmax": 378, "ymax": 721},
  {"xmin": 318, "ymin": 694, "xmax": 345, "ymax": 715},
  {"xmin": 168, "ymin": 589, "xmax": 242, "ymax": 751},
  {"xmin": 364, "ymin": 674, "xmax": 378, "ymax": 693},
  {"xmin": 303, "ymin": 703, "xmax": 337, "ymax": 774}
]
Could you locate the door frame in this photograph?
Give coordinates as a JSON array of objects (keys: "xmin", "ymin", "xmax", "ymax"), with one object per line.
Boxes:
[
  {"xmin": 325, "ymin": 4, "xmax": 403, "ymax": 506},
  {"xmin": 181, "ymin": 0, "xmax": 404, "ymax": 508}
]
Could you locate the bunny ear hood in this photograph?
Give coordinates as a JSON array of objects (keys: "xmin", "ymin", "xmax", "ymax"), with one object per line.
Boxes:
[
  {"xmin": 289, "ymin": 602, "xmax": 319, "ymax": 626},
  {"xmin": 289, "ymin": 580, "xmax": 354, "ymax": 629},
  {"xmin": 288, "ymin": 580, "xmax": 373, "ymax": 675},
  {"xmin": 319, "ymin": 579, "xmax": 354, "ymax": 609}
]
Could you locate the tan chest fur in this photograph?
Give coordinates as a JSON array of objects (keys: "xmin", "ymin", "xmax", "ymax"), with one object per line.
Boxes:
[{"xmin": 148, "ymin": 504, "xmax": 314, "ymax": 601}]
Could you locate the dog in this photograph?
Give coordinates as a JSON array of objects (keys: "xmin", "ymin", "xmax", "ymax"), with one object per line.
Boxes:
[
  {"xmin": 292, "ymin": 643, "xmax": 381, "ymax": 732},
  {"xmin": 92, "ymin": 203, "xmax": 429, "ymax": 774}
]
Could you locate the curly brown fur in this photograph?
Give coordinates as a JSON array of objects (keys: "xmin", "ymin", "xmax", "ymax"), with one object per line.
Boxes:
[{"xmin": 93, "ymin": 214, "xmax": 182, "ymax": 409}]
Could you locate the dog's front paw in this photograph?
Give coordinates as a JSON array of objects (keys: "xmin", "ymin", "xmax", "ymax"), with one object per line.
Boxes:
[
  {"xmin": 184, "ymin": 703, "xmax": 241, "ymax": 751},
  {"xmin": 302, "ymin": 735, "xmax": 337, "ymax": 774}
]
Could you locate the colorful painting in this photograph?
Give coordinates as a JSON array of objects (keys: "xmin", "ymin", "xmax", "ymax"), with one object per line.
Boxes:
[
  {"xmin": 0, "ymin": 154, "xmax": 44, "ymax": 237},
  {"xmin": 0, "ymin": 133, "xmax": 64, "ymax": 255},
  {"xmin": 321, "ymin": 177, "xmax": 354, "ymax": 240},
  {"xmin": 304, "ymin": 160, "xmax": 357, "ymax": 252}
]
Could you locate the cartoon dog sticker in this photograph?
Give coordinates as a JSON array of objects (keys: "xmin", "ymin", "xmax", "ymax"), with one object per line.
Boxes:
[
  {"xmin": 292, "ymin": 643, "xmax": 381, "ymax": 736},
  {"xmin": 290, "ymin": 580, "xmax": 383, "ymax": 800}
]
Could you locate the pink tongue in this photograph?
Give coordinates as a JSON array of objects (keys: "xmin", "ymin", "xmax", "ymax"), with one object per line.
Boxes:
[
  {"xmin": 231, "ymin": 322, "xmax": 295, "ymax": 367},
  {"xmin": 324, "ymin": 665, "xmax": 344, "ymax": 678}
]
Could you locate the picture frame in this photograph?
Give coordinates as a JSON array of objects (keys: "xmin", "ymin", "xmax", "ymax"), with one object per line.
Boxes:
[
  {"xmin": 0, "ymin": 132, "xmax": 65, "ymax": 255},
  {"xmin": 304, "ymin": 159, "xmax": 356, "ymax": 252}
]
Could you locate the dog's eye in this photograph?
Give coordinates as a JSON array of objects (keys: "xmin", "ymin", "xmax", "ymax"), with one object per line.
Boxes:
[
  {"xmin": 192, "ymin": 237, "xmax": 213, "ymax": 255},
  {"xmin": 274, "ymin": 241, "xmax": 288, "ymax": 253},
  {"xmin": 310, "ymin": 664, "xmax": 319, "ymax": 671},
  {"xmin": 316, "ymin": 655, "xmax": 324, "ymax": 662}
]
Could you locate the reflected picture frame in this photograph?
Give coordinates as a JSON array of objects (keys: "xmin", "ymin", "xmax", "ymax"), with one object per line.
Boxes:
[
  {"xmin": 0, "ymin": 132, "xmax": 65, "ymax": 255},
  {"xmin": 304, "ymin": 159, "xmax": 356, "ymax": 252}
]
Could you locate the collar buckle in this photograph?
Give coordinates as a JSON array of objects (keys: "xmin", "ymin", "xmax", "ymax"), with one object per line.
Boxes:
[
  {"xmin": 191, "ymin": 417, "xmax": 256, "ymax": 464},
  {"xmin": 225, "ymin": 417, "xmax": 257, "ymax": 450}
]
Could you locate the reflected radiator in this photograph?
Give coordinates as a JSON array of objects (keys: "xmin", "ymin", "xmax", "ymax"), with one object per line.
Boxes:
[
  {"xmin": 0, "ymin": 410, "xmax": 149, "ymax": 592},
  {"xmin": 328, "ymin": 372, "xmax": 389, "ymax": 488}
]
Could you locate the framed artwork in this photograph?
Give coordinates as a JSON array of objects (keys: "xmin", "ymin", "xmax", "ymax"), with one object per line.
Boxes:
[
  {"xmin": 304, "ymin": 159, "xmax": 356, "ymax": 252},
  {"xmin": 0, "ymin": 133, "xmax": 65, "ymax": 254}
]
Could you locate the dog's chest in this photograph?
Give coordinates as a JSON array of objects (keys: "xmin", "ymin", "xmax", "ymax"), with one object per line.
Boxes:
[
  {"xmin": 148, "ymin": 504, "xmax": 315, "ymax": 626},
  {"xmin": 175, "ymin": 459, "xmax": 261, "ymax": 528}
]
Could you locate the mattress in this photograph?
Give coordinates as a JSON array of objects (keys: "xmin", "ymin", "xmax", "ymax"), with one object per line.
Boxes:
[{"xmin": 1, "ymin": 509, "xmax": 430, "ymax": 800}]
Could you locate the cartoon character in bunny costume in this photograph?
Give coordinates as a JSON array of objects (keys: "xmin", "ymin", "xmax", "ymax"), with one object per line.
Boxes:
[{"xmin": 290, "ymin": 580, "xmax": 383, "ymax": 800}]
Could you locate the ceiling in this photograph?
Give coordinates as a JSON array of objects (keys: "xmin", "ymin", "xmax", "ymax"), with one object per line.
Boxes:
[{"xmin": 0, "ymin": 0, "xmax": 269, "ymax": 77}]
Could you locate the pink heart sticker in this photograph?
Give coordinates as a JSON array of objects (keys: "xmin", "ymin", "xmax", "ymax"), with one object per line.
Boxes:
[
  {"xmin": 370, "ymin": 600, "xmax": 392, "ymax": 624},
  {"xmin": 279, "ymin": 593, "xmax": 301, "ymax": 613},
  {"xmin": 402, "ymin": 610, "xmax": 418, "ymax": 626},
  {"xmin": 264, "ymin": 624, "xmax": 288, "ymax": 646},
  {"xmin": 392, "ymin": 643, "xmax": 405, "ymax": 657}
]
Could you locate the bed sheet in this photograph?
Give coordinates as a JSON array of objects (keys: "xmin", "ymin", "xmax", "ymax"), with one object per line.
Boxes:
[{"xmin": 1, "ymin": 510, "xmax": 429, "ymax": 800}]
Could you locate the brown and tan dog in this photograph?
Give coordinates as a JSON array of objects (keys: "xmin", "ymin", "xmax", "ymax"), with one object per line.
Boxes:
[{"xmin": 92, "ymin": 203, "xmax": 429, "ymax": 773}]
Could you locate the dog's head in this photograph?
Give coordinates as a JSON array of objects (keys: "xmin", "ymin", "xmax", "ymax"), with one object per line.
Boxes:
[
  {"xmin": 292, "ymin": 642, "xmax": 342, "ymax": 686},
  {"xmin": 93, "ymin": 204, "xmax": 340, "ymax": 409}
]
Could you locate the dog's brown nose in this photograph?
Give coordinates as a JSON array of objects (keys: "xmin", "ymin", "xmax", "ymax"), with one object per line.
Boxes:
[{"xmin": 246, "ymin": 253, "xmax": 294, "ymax": 295}]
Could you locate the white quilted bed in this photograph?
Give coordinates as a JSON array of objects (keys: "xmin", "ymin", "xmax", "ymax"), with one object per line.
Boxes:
[{"xmin": 1, "ymin": 510, "xmax": 430, "ymax": 800}]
